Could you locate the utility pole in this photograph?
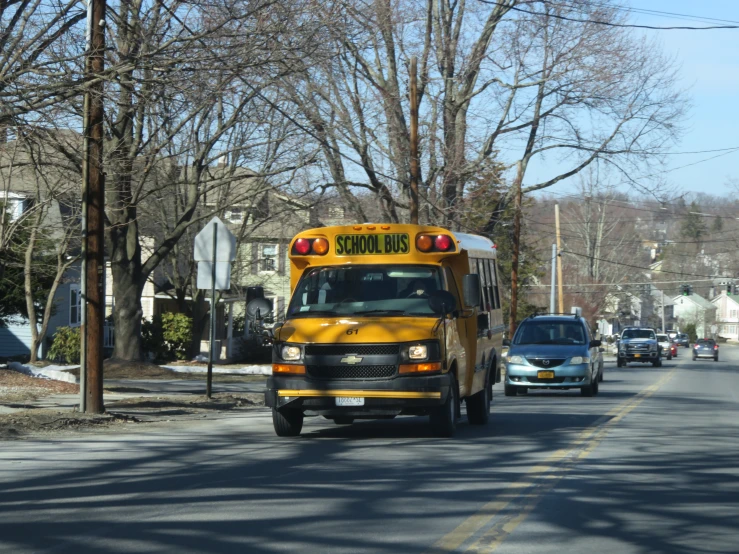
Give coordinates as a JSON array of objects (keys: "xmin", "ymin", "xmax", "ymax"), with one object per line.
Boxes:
[
  {"xmin": 661, "ymin": 289, "xmax": 666, "ymax": 332},
  {"xmin": 81, "ymin": 0, "xmax": 106, "ymax": 414},
  {"xmin": 509, "ymin": 165, "xmax": 523, "ymax": 338},
  {"xmin": 550, "ymin": 244, "xmax": 557, "ymax": 314},
  {"xmin": 408, "ymin": 56, "xmax": 419, "ymax": 225},
  {"xmin": 555, "ymin": 203, "xmax": 564, "ymax": 313}
]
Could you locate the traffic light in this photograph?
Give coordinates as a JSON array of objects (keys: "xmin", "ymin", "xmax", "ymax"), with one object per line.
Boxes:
[
  {"xmin": 728, "ymin": 284, "xmax": 734, "ymax": 296},
  {"xmin": 681, "ymin": 284, "xmax": 689, "ymax": 296}
]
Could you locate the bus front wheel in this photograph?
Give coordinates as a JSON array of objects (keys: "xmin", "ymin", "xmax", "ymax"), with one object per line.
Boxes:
[
  {"xmin": 430, "ymin": 374, "xmax": 458, "ymax": 437},
  {"xmin": 467, "ymin": 372, "xmax": 491, "ymax": 425},
  {"xmin": 272, "ymin": 408, "xmax": 304, "ymax": 437}
]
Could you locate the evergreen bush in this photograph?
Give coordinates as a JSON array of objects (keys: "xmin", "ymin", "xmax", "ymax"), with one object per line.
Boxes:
[{"xmin": 48, "ymin": 326, "xmax": 81, "ymax": 364}]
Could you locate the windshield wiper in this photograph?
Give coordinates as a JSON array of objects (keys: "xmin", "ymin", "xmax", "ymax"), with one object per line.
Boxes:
[{"xmin": 352, "ymin": 309, "xmax": 407, "ymax": 316}]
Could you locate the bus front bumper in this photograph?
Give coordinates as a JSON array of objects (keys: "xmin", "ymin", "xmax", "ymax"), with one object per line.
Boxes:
[{"xmin": 265, "ymin": 373, "xmax": 452, "ymax": 417}]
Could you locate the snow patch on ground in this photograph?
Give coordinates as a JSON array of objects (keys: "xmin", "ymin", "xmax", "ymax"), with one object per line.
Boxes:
[
  {"xmin": 161, "ymin": 365, "xmax": 272, "ymax": 375},
  {"xmin": 8, "ymin": 362, "xmax": 79, "ymax": 384}
]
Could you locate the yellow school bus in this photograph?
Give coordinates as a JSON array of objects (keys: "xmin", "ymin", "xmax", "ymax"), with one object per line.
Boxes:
[{"xmin": 264, "ymin": 224, "xmax": 505, "ymax": 437}]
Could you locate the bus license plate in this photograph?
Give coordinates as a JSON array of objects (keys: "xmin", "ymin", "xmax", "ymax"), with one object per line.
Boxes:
[
  {"xmin": 335, "ymin": 234, "xmax": 410, "ymax": 255},
  {"xmin": 537, "ymin": 371, "xmax": 555, "ymax": 379},
  {"xmin": 336, "ymin": 397, "xmax": 364, "ymax": 406},
  {"xmin": 634, "ymin": 354, "xmax": 641, "ymax": 358}
]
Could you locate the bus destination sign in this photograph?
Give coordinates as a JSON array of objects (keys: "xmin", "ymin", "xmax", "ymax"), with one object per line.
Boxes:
[{"xmin": 335, "ymin": 233, "xmax": 410, "ymax": 255}]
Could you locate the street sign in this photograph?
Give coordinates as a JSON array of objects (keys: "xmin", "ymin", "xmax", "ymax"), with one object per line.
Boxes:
[
  {"xmin": 194, "ymin": 217, "xmax": 236, "ymax": 291},
  {"xmin": 194, "ymin": 217, "xmax": 236, "ymax": 262},
  {"xmin": 196, "ymin": 261, "xmax": 232, "ymax": 290},
  {"xmin": 193, "ymin": 216, "xmax": 237, "ymax": 398}
]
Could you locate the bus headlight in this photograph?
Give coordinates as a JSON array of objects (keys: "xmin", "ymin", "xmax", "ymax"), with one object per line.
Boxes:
[
  {"xmin": 281, "ymin": 345, "xmax": 302, "ymax": 361},
  {"xmin": 408, "ymin": 345, "xmax": 428, "ymax": 360}
]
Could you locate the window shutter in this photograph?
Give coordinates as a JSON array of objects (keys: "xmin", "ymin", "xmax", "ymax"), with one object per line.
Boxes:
[
  {"xmin": 250, "ymin": 243, "xmax": 259, "ymax": 274},
  {"xmin": 277, "ymin": 243, "xmax": 285, "ymax": 275}
]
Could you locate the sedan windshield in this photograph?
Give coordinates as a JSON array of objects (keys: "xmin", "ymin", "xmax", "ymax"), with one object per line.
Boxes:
[
  {"xmin": 622, "ymin": 329, "xmax": 655, "ymax": 340},
  {"xmin": 514, "ymin": 321, "xmax": 587, "ymax": 345},
  {"xmin": 286, "ymin": 265, "xmax": 444, "ymax": 318}
]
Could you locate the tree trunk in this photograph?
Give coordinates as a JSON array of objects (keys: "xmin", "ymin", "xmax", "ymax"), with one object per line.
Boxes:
[{"xmin": 109, "ymin": 224, "xmax": 145, "ymax": 361}]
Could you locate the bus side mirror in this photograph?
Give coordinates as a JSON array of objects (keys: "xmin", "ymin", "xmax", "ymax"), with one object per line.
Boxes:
[
  {"xmin": 590, "ymin": 339, "xmax": 601, "ymax": 348},
  {"xmin": 503, "ymin": 338, "xmax": 511, "ymax": 347},
  {"xmin": 428, "ymin": 290, "xmax": 457, "ymax": 314},
  {"xmin": 463, "ymin": 273, "xmax": 481, "ymax": 308}
]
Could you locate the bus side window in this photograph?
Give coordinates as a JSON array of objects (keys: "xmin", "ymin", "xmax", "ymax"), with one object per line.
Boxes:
[
  {"xmin": 476, "ymin": 258, "xmax": 489, "ymax": 311},
  {"xmin": 489, "ymin": 260, "xmax": 501, "ymax": 309}
]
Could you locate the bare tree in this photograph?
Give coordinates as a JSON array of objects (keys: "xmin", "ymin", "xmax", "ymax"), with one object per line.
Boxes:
[
  {"xmin": 103, "ymin": 0, "xmax": 322, "ymax": 361},
  {"xmin": 0, "ymin": 128, "xmax": 80, "ymax": 361},
  {"xmin": 0, "ymin": 0, "xmax": 86, "ymax": 127}
]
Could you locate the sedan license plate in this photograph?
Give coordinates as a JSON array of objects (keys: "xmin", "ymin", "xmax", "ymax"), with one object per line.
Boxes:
[
  {"xmin": 537, "ymin": 370, "xmax": 555, "ymax": 379},
  {"xmin": 634, "ymin": 353, "xmax": 641, "ymax": 358},
  {"xmin": 336, "ymin": 397, "xmax": 364, "ymax": 407}
]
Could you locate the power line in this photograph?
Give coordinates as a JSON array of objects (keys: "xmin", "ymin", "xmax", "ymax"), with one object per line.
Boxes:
[
  {"xmin": 479, "ymin": 0, "xmax": 739, "ymax": 30},
  {"xmin": 561, "ymin": 248, "xmax": 734, "ymax": 279}
]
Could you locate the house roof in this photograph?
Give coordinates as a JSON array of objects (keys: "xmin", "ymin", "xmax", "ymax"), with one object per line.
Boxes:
[
  {"xmin": 711, "ymin": 292, "xmax": 739, "ymax": 307},
  {"xmin": 672, "ymin": 293, "xmax": 716, "ymax": 311}
]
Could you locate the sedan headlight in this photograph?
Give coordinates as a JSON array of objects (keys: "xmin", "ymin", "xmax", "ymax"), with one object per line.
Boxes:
[
  {"xmin": 570, "ymin": 356, "xmax": 590, "ymax": 364},
  {"xmin": 508, "ymin": 355, "xmax": 525, "ymax": 364},
  {"xmin": 408, "ymin": 344, "xmax": 428, "ymax": 360},
  {"xmin": 281, "ymin": 345, "xmax": 302, "ymax": 361}
]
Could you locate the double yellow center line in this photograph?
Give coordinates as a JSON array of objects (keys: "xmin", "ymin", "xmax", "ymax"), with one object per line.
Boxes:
[{"xmin": 427, "ymin": 368, "xmax": 677, "ymax": 553}]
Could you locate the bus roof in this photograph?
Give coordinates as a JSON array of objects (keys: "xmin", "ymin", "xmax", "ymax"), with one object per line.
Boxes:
[{"xmin": 455, "ymin": 232, "xmax": 496, "ymax": 258}]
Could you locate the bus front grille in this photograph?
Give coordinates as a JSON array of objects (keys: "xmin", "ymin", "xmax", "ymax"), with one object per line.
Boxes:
[
  {"xmin": 307, "ymin": 365, "xmax": 396, "ymax": 379},
  {"xmin": 305, "ymin": 344, "xmax": 400, "ymax": 356}
]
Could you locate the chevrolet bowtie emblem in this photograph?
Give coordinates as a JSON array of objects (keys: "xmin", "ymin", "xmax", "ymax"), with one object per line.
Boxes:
[{"xmin": 341, "ymin": 355, "xmax": 363, "ymax": 365}]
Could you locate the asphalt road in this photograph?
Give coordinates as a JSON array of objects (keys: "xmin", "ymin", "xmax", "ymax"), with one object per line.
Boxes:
[{"xmin": 1, "ymin": 345, "xmax": 738, "ymax": 553}]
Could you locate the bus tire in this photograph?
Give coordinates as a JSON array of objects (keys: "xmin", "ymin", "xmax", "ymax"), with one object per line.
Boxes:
[
  {"xmin": 467, "ymin": 371, "xmax": 491, "ymax": 425},
  {"xmin": 272, "ymin": 408, "xmax": 303, "ymax": 437},
  {"xmin": 430, "ymin": 373, "xmax": 458, "ymax": 437}
]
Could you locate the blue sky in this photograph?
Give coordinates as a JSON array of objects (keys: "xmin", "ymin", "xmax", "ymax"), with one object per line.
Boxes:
[{"xmin": 529, "ymin": 1, "xmax": 739, "ymax": 199}]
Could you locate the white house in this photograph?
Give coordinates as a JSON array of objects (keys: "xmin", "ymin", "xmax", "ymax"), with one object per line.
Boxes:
[
  {"xmin": 672, "ymin": 293, "xmax": 717, "ymax": 339},
  {"xmin": 711, "ymin": 291, "xmax": 739, "ymax": 341}
]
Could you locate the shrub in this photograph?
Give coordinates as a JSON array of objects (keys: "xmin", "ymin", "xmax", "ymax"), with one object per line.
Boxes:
[
  {"xmin": 142, "ymin": 313, "xmax": 192, "ymax": 362},
  {"xmin": 48, "ymin": 326, "xmax": 81, "ymax": 364},
  {"xmin": 684, "ymin": 323, "xmax": 697, "ymax": 343}
]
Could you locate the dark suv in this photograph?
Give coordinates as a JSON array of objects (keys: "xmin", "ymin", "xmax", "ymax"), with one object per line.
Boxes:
[
  {"xmin": 673, "ymin": 333, "xmax": 690, "ymax": 348},
  {"xmin": 618, "ymin": 327, "xmax": 661, "ymax": 367}
]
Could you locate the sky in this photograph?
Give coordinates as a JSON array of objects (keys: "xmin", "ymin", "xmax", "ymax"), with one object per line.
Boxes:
[{"xmin": 528, "ymin": 1, "xmax": 739, "ymax": 199}]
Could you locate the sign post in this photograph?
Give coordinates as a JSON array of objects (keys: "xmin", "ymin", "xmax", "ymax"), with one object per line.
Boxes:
[{"xmin": 194, "ymin": 217, "xmax": 236, "ymax": 398}]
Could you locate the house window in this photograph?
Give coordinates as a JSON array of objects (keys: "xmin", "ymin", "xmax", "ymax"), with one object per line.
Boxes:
[
  {"xmin": 227, "ymin": 208, "xmax": 243, "ymax": 223},
  {"xmin": 69, "ymin": 285, "xmax": 81, "ymax": 327},
  {"xmin": 260, "ymin": 244, "xmax": 278, "ymax": 272},
  {"xmin": 731, "ymin": 310, "xmax": 737, "ymax": 318}
]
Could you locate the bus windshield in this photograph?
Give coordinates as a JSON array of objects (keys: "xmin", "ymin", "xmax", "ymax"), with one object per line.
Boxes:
[{"xmin": 286, "ymin": 265, "xmax": 443, "ymax": 318}]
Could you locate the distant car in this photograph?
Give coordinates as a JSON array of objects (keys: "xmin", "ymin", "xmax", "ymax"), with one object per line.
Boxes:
[
  {"xmin": 618, "ymin": 327, "xmax": 660, "ymax": 367},
  {"xmin": 674, "ymin": 333, "xmax": 690, "ymax": 348},
  {"xmin": 657, "ymin": 334, "xmax": 673, "ymax": 360},
  {"xmin": 669, "ymin": 342, "xmax": 678, "ymax": 358},
  {"xmin": 504, "ymin": 314, "xmax": 602, "ymax": 397},
  {"xmin": 693, "ymin": 339, "xmax": 719, "ymax": 361}
]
